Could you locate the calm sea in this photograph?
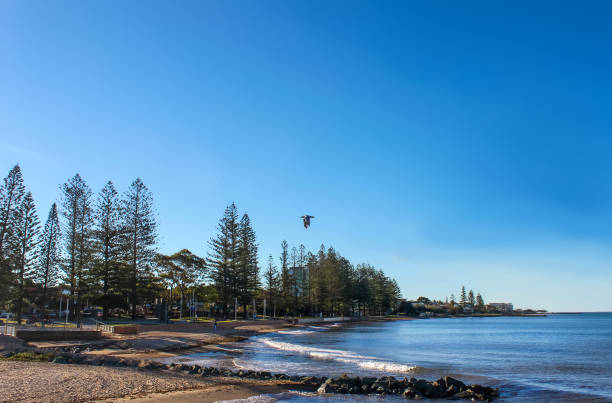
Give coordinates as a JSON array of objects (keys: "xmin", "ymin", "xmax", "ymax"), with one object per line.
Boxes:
[{"xmin": 166, "ymin": 313, "xmax": 612, "ymax": 402}]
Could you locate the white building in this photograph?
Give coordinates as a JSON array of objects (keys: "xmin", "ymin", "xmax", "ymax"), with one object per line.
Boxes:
[{"xmin": 487, "ymin": 302, "xmax": 513, "ymax": 312}]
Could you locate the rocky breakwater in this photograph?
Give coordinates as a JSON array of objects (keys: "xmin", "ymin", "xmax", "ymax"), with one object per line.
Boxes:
[{"xmin": 317, "ymin": 373, "xmax": 499, "ymax": 401}]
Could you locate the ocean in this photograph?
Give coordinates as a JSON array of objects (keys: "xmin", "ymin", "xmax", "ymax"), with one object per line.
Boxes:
[{"xmin": 164, "ymin": 313, "xmax": 612, "ymax": 402}]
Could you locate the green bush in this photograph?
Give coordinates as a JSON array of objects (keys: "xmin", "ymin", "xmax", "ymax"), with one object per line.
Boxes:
[{"xmin": 0, "ymin": 351, "xmax": 56, "ymax": 362}]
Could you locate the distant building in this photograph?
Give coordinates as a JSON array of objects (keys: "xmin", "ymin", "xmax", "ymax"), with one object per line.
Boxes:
[
  {"xmin": 487, "ymin": 302, "xmax": 513, "ymax": 312},
  {"xmin": 462, "ymin": 305, "xmax": 474, "ymax": 313}
]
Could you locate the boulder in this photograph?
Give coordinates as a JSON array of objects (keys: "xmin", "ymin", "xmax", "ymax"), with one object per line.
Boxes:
[
  {"xmin": 317, "ymin": 379, "xmax": 335, "ymax": 394},
  {"xmin": 445, "ymin": 384, "xmax": 460, "ymax": 396},
  {"xmin": 361, "ymin": 377, "xmax": 376, "ymax": 385},
  {"xmin": 413, "ymin": 379, "xmax": 430, "ymax": 393},
  {"xmin": 403, "ymin": 386, "xmax": 417, "ymax": 398},
  {"xmin": 52, "ymin": 356, "xmax": 69, "ymax": 364},
  {"xmin": 348, "ymin": 386, "xmax": 361, "ymax": 394},
  {"xmin": 116, "ymin": 341, "xmax": 130, "ymax": 349},
  {"xmin": 412, "ymin": 379, "xmax": 446, "ymax": 398},
  {"xmin": 441, "ymin": 376, "xmax": 466, "ymax": 391},
  {"xmin": 299, "ymin": 376, "xmax": 316, "ymax": 384}
]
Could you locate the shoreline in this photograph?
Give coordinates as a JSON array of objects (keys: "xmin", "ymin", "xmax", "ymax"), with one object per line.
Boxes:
[{"xmin": 0, "ymin": 317, "xmax": 508, "ymax": 402}]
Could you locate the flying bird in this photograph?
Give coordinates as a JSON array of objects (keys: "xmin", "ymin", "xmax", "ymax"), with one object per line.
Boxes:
[{"xmin": 301, "ymin": 215, "xmax": 315, "ymax": 229}]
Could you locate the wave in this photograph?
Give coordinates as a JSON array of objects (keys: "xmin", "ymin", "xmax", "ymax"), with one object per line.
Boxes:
[
  {"xmin": 276, "ymin": 329, "xmax": 316, "ymax": 335},
  {"xmin": 260, "ymin": 339, "xmax": 416, "ymax": 374},
  {"xmin": 217, "ymin": 391, "xmax": 319, "ymax": 403}
]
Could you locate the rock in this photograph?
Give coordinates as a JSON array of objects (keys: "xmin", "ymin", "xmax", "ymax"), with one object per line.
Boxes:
[
  {"xmin": 403, "ymin": 387, "xmax": 417, "ymax": 398},
  {"xmin": 361, "ymin": 377, "xmax": 376, "ymax": 385},
  {"xmin": 300, "ymin": 376, "xmax": 316, "ymax": 384},
  {"xmin": 412, "ymin": 379, "xmax": 446, "ymax": 398},
  {"xmin": 442, "ymin": 376, "xmax": 466, "ymax": 391},
  {"xmin": 116, "ymin": 341, "xmax": 130, "ymax": 349},
  {"xmin": 83, "ymin": 356, "xmax": 102, "ymax": 366},
  {"xmin": 118, "ymin": 359, "xmax": 131, "ymax": 367},
  {"xmin": 317, "ymin": 379, "xmax": 335, "ymax": 394},
  {"xmin": 446, "ymin": 384, "xmax": 460, "ymax": 396},
  {"xmin": 52, "ymin": 356, "xmax": 68, "ymax": 364},
  {"xmin": 413, "ymin": 379, "xmax": 430, "ymax": 393}
]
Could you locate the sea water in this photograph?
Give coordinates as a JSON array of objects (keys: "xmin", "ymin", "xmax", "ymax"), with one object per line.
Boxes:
[{"xmin": 166, "ymin": 313, "xmax": 612, "ymax": 402}]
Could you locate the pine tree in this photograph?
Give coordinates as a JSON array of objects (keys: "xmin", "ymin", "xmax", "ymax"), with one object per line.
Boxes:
[
  {"xmin": 35, "ymin": 203, "xmax": 61, "ymax": 327},
  {"xmin": 263, "ymin": 255, "xmax": 279, "ymax": 317},
  {"xmin": 468, "ymin": 289, "xmax": 475, "ymax": 306},
  {"xmin": 298, "ymin": 244, "xmax": 309, "ymax": 312},
  {"xmin": 93, "ymin": 181, "xmax": 122, "ymax": 319},
  {"xmin": 13, "ymin": 192, "xmax": 40, "ymax": 324},
  {"xmin": 290, "ymin": 246, "xmax": 300, "ymax": 315},
  {"xmin": 237, "ymin": 213, "xmax": 258, "ymax": 317},
  {"xmin": 279, "ymin": 240, "xmax": 290, "ymax": 316},
  {"xmin": 450, "ymin": 293, "xmax": 456, "ymax": 306},
  {"xmin": 60, "ymin": 174, "xmax": 94, "ymax": 327},
  {"xmin": 0, "ymin": 165, "xmax": 26, "ymax": 303},
  {"xmin": 208, "ymin": 203, "xmax": 239, "ymax": 318},
  {"xmin": 122, "ymin": 178, "xmax": 157, "ymax": 320},
  {"xmin": 476, "ymin": 293, "xmax": 485, "ymax": 312},
  {"xmin": 460, "ymin": 286, "xmax": 467, "ymax": 307}
]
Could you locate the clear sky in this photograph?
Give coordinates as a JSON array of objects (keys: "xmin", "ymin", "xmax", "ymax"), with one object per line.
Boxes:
[{"xmin": 1, "ymin": 1, "xmax": 611, "ymax": 312}]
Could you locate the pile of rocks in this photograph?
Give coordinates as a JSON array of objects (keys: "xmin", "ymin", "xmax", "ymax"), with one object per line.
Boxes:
[
  {"xmin": 3, "ymin": 345, "xmax": 499, "ymax": 401},
  {"xmin": 316, "ymin": 374, "xmax": 498, "ymax": 400}
]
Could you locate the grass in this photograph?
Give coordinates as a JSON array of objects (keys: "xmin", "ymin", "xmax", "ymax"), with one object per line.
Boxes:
[
  {"xmin": 0, "ymin": 319, "xmax": 77, "ymax": 328},
  {"xmin": 0, "ymin": 351, "xmax": 56, "ymax": 362}
]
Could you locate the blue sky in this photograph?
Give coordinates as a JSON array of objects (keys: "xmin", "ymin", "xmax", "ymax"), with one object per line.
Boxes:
[{"xmin": 1, "ymin": 1, "xmax": 610, "ymax": 312}]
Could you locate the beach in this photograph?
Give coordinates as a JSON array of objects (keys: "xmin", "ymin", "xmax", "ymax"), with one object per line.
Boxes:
[
  {"xmin": 0, "ymin": 320, "xmax": 350, "ymax": 402},
  {"xmin": 0, "ymin": 361, "xmax": 314, "ymax": 403},
  {"xmin": 3, "ymin": 314, "xmax": 610, "ymax": 402}
]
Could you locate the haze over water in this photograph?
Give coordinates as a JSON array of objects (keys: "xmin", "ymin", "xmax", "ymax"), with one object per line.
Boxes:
[{"xmin": 169, "ymin": 314, "xmax": 612, "ymax": 402}]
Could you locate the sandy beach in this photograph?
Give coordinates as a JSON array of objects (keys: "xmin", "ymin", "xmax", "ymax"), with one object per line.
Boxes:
[
  {"xmin": 0, "ymin": 320, "xmax": 323, "ymax": 402},
  {"xmin": 0, "ymin": 361, "xmax": 313, "ymax": 403}
]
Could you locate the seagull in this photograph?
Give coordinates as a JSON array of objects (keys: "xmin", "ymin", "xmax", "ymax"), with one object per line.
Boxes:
[{"xmin": 301, "ymin": 215, "xmax": 315, "ymax": 229}]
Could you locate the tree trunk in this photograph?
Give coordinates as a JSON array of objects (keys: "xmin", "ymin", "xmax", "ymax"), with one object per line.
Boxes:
[{"xmin": 103, "ymin": 242, "xmax": 109, "ymax": 320}]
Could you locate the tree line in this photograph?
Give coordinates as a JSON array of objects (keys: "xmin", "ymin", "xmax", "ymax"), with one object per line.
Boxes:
[
  {"xmin": 450, "ymin": 285, "xmax": 485, "ymax": 311},
  {"xmin": 0, "ymin": 164, "xmax": 402, "ymax": 325},
  {"xmin": 260, "ymin": 242, "xmax": 402, "ymax": 318},
  {"xmin": 0, "ymin": 165, "xmax": 158, "ymax": 326}
]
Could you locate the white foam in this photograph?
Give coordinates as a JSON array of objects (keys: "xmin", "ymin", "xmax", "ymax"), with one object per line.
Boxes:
[
  {"xmin": 217, "ymin": 391, "xmax": 317, "ymax": 403},
  {"xmin": 355, "ymin": 360, "xmax": 417, "ymax": 373},
  {"xmin": 276, "ymin": 329, "xmax": 316, "ymax": 335},
  {"xmin": 215, "ymin": 346, "xmax": 243, "ymax": 353},
  {"xmin": 259, "ymin": 338, "xmax": 416, "ymax": 374}
]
